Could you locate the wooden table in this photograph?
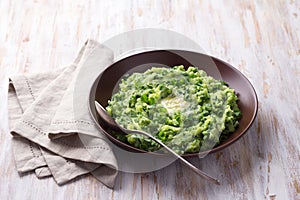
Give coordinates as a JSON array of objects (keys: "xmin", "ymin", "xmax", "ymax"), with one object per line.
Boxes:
[{"xmin": 1, "ymin": 0, "xmax": 299, "ymax": 199}]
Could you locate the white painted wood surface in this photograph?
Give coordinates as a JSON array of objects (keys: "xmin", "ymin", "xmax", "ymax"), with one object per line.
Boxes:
[{"xmin": 0, "ymin": 0, "xmax": 299, "ymax": 199}]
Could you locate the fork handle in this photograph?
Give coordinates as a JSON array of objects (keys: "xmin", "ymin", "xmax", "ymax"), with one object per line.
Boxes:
[{"xmin": 124, "ymin": 128, "xmax": 220, "ymax": 185}]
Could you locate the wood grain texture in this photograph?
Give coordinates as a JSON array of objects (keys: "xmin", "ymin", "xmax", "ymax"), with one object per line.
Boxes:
[{"xmin": 0, "ymin": 0, "xmax": 299, "ymax": 199}]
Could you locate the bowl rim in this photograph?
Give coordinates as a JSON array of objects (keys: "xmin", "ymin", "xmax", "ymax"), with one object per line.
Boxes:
[{"xmin": 88, "ymin": 49, "xmax": 258, "ymax": 157}]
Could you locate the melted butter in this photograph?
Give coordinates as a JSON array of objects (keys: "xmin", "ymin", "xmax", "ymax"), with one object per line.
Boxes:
[{"xmin": 161, "ymin": 95, "xmax": 189, "ymax": 114}]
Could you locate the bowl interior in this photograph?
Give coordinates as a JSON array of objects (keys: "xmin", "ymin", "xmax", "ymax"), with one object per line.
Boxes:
[{"xmin": 89, "ymin": 50, "xmax": 258, "ymax": 157}]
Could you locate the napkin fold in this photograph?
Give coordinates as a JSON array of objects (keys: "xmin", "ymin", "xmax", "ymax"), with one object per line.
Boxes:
[{"xmin": 8, "ymin": 40, "xmax": 118, "ymax": 188}]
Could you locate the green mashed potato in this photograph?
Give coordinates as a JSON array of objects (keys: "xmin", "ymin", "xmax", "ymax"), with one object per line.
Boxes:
[{"xmin": 106, "ymin": 65, "xmax": 241, "ymax": 154}]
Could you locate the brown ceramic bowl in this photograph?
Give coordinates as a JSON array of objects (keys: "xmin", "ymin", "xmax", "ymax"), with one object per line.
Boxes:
[{"xmin": 89, "ymin": 50, "xmax": 258, "ymax": 157}]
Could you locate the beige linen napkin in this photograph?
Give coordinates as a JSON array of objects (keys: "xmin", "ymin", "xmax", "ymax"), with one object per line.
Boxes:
[{"xmin": 8, "ymin": 40, "xmax": 118, "ymax": 188}]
